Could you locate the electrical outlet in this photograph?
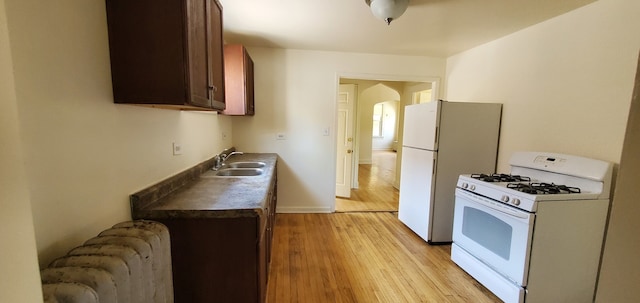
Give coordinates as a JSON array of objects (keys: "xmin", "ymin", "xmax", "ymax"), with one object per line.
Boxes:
[
  {"xmin": 222, "ymin": 131, "xmax": 228, "ymax": 140},
  {"xmin": 172, "ymin": 142, "xmax": 182, "ymax": 155},
  {"xmin": 276, "ymin": 133, "xmax": 286, "ymax": 140}
]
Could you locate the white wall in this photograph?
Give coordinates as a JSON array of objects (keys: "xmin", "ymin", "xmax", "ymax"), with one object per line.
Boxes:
[
  {"xmin": 5, "ymin": 0, "xmax": 232, "ymax": 267},
  {"xmin": 232, "ymin": 48, "xmax": 446, "ymax": 212},
  {"xmin": 0, "ymin": 0, "xmax": 42, "ymax": 301},
  {"xmin": 445, "ymin": 0, "xmax": 640, "ymax": 170}
]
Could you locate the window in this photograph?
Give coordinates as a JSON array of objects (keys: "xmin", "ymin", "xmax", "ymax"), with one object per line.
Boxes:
[{"xmin": 372, "ymin": 103, "xmax": 383, "ymax": 137}]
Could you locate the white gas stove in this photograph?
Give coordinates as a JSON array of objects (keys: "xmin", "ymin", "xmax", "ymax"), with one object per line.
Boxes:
[{"xmin": 451, "ymin": 152, "xmax": 613, "ymax": 303}]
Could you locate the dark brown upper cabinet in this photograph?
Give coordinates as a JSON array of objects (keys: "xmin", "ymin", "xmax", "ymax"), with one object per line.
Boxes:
[
  {"xmin": 105, "ymin": 0, "xmax": 225, "ymax": 111},
  {"xmin": 223, "ymin": 44, "xmax": 254, "ymax": 116}
]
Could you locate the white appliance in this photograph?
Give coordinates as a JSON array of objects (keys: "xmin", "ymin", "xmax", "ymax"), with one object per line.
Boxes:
[
  {"xmin": 451, "ymin": 152, "xmax": 613, "ymax": 303},
  {"xmin": 398, "ymin": 100, "xmax": 502, "ymax": 243}
]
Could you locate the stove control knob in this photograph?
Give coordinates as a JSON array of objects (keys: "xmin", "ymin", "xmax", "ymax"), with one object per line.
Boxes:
[
  {"xmin": 512, "ymin": 199, "xmax": 521, "ymax": 206},
  {"xmin": 461, "ymin": 183, "xmax": 468, "ymax": 189},
  {"xmin": 501, "ymin": 195, "xmax": 510, "ymax": 203},
  {"xmin": 470, "ymin": 185, "xmax": 476, "ymax": 191}
]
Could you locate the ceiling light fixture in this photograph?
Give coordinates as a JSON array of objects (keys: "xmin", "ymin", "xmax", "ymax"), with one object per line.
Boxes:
[{"xmin": 365, "ymin": 0, "xmax": 409, "ymax": 25}]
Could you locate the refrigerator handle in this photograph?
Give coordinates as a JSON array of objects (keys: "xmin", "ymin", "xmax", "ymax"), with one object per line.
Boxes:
[
  {"xmin": 432, "ymin": 158, "xmax": 436, "ymax": 175},
  {"xmin": 434, "ymin": 126, "xmax": 439, "ymax": 147}
]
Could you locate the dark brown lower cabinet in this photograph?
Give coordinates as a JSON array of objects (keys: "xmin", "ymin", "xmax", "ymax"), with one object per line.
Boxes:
[{"xmin": 156, "ymin": 181, "xmax": 277, "ymax": 303}]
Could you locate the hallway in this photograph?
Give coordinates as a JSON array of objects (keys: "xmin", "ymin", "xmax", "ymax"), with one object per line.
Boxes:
[{"xmin": 335, "ymin": 150, "xmax": 399, "ymax": 212}]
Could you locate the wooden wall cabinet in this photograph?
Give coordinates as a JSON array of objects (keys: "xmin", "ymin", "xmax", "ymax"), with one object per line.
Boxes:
[
  {"xmin": 223, "ymin": 44, "xmax": 255, "ymax": 115},
  {"xmin": 105, "ymin": 0, "xmax": 225, "ymax": 111}
]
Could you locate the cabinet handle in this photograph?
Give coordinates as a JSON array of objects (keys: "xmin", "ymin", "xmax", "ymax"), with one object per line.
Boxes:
[{"xmin": 208, "ymin": 86, "xmax": 217, "ymax": 93}]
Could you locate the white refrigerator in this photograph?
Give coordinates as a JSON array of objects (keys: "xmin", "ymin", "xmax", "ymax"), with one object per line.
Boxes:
[{"xmin": 398, "ymin": 100, "xmax": 502, "ymax": 243}]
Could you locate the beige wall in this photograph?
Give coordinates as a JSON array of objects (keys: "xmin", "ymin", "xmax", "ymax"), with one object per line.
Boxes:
[
  {"xmin": 0, "ymin": 0, "xmax": 42, "ymax": 301},
  {"xmin": 5, "ymin": 0, "xmax": 232, "ymax": 267},
  {"xmin": 445, "ymin": 0, "xmax": 639, "ymax": 170},
  {"xmin": 232, "ymin": 48, "xmax": 446, "ymax": 212},
  {"xmin": 596, "ymin": 53, "xmax": 640, "ymax": 303}
]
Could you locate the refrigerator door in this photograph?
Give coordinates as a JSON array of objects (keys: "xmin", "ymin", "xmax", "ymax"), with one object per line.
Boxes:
[
  {"xmin": 398, "ymin": 147, "xmax": 436, "ymax": 242},
  {"xmin": 402, "ymin": 101, "xmax": 440, "ymax": 150}
]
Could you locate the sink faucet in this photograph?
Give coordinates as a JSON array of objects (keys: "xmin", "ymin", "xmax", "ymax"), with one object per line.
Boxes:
[
  {"xmin": 213, "ymin": 151, "xmax": 244, "ymax": 170},
  {"xmin": 223, "ymin": 151, "xmax": 244, "ymax": 162}
]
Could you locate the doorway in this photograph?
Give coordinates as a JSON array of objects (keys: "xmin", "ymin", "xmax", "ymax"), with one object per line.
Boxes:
[
  {"xmin": 334, "ymin": 75, "xmax": 440, "ymax": 213},
  {"xmin": 335, "ymin": 150, "xmax": 399, "ymax": 212}
]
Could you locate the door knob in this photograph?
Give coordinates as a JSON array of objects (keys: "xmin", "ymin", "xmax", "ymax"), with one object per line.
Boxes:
[{"xmin": 347, "ymin": 150, "xmax": 353, "ymax": 154}]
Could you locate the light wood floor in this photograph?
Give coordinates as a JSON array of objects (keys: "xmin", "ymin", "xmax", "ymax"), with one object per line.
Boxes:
[
  {"xmin": 266, "ymin": 150, "xmax": 499, "ymax": 302},
  {"xmin": 336, "ymin": 150, "xmax": 399, "ymax": 212},
  {"xmin": 266, "ymin": 212, "xmax": 501, "ymax": 302}
]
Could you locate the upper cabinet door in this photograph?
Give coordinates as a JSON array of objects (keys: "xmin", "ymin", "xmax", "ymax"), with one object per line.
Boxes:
[
  {"xmin": 105, "ymin": 0, "xmax": 225, "ymax": 111},
  {"xmin": 186, "ymin": 0, "xmax": 211, "ymax": 108},
  {"xmin": 209, "ymin": 0, "xmax": 226, "ymax": 109},
  {"xmin": 223, "ymin": 44, "xmax": 255, "ymax": 116}
]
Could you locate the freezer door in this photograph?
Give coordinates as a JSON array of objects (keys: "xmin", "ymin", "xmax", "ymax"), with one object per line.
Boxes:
[
  {"xmin": 398, "ymin": 147, "xmax": 436, "ymax": 242},
  {"xmin": 402, "ymin": 101, "xmax": 440, "ymax": 150}
]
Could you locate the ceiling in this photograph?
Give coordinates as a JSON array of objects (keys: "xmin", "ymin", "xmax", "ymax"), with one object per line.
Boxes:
[{"xmin": 219, "ymin": 0, "xmax": 596, "ymax": 57}]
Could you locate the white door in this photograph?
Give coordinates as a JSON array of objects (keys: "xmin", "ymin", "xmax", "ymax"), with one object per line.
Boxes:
[
  {"xmin": 335, "ymin": 84, "xmax": 356, "ymax": 198},
  {"xmin": 398, "ymin": 147, "xmax": 436, "ymax": 242}
]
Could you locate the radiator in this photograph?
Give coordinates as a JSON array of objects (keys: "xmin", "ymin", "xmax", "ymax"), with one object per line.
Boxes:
[
  {"xmin": 42, "ymin": 282, "xmax": 99, "ymax": 303},
  {"xmin": 41, "ymin": 220, "xmax": 173, "ymax": 303}
]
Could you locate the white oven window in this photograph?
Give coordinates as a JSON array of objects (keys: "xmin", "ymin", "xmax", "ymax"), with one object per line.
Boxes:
[{"xmin": 462, "ymin": 207, "xmax": 512, "ymax": 260}]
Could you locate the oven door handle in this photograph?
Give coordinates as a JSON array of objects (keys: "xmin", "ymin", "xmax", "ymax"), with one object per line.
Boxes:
[{"xmin": 458, "ymin": 190, "xmax": 531, "ymax": 220}]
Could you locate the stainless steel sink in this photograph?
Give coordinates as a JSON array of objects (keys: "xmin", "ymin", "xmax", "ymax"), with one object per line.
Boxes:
[
  {"xmin": 222, "ymin": 161, "xmax": 266, "ymax": 169},
  {"xmin": 213, "ymin": 168, "xmax": 264, "ymax": 177}
]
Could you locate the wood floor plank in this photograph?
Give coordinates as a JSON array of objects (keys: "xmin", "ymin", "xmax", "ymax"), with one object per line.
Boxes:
[{"xmin": 266, "ymin": 212, "xmax": 501, "ymax": 303}]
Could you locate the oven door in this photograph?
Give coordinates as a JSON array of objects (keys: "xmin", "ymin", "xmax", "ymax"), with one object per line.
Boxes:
[{"xmin": 452, "ymin": 188, "xmax": 534, "ymax": 286}]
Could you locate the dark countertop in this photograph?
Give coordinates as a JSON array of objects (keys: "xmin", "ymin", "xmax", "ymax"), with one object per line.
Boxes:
[{"xmin": 131, "ymin": 153, "xmax": 278, "ymax": 219}]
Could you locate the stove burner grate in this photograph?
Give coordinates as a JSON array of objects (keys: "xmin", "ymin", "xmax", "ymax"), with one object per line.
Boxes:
[
  {"xmin": 470, "ymin": 173, "xmax": 531, "ymax": 183},
  {"xmin": 507, "ymin": 182, "xmax": 581, "ymax": 195}
]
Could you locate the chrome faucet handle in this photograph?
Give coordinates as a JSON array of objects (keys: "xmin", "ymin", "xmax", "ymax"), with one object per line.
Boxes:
[{"xmin": 212, "ymin": 154, "xmax": 223, "ymax": 170}]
